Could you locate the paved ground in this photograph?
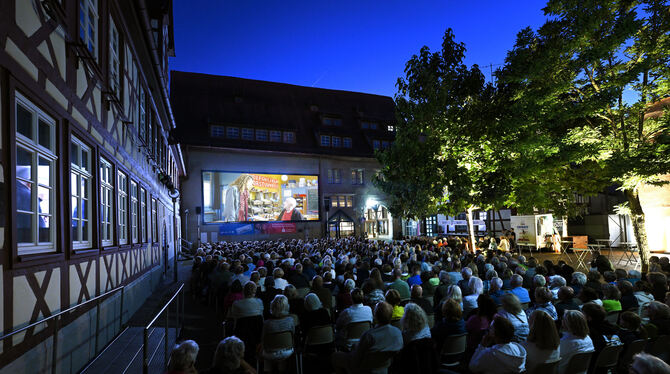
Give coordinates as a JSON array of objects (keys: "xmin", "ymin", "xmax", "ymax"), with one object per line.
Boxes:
[{"xmin": 518, "ymin": 248, "xmax": 669, "ymax": 272}]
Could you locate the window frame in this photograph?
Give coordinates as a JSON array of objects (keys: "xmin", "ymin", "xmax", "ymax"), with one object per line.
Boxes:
[
  {"xmin": 226, "ymin": 126, "xmax": 239, "ymax": 139},
  {"xmin": 255, "ymin": 129, "xmax": 268, "ymax": 141},
  {"xmin": 130, "ymin": 180, "xmax": 139, "ymax": 244},
  {"xmin": 151, "ymin": 197, "xmax": 158, "ymax": 243},
  {"xmin": 140, "ymin": 187, "xmax": 147, "ymax": 243},
  {"xmin": 241, "ymin": 128, "xmax": 254, "ymax": 141},
  {"xmin": 270, "ymin": 130, "xmax": 282, "ymax": 142},
  {"xmin": 332, "ymin": 136, "xmax": 341, "ymax": 148},
  {"xmin": 320, "ymin": 135, "xmax": 331, "ymax": 147},
  {"xmin": 108, "ymin": 17, "xmax": 121, "ymax": 98},
  {"xmin": 70, "ymin": 136, "xmax": 93, "ymax": 249},
  {"xmin": 14, "ymin": 92, "xmax": 58, "ymax": 255},
  {"xmin": 211, "ymin": 125, "xmax": 225, "ymax": 138},
  {"xmin": 282, "ymin": 131, "xmax": 295, "ymax": 143},
  {"xmin": 351, "ymin": 169, "xmax": 365, "ymax": 185},
  {"xmin": 99, "ymin": 156, "xmax": 115, "ymax": 248},
  {"xmin": 117, "ymin": 170, "xmax": 129, "ymax": 245},
  {"xmin": 343, "ymin": 137, "xmax": 352, "ymax": 148},
  {"xmin": 78, "ymin": 0, "xmax": 99, "ymax": 60}
]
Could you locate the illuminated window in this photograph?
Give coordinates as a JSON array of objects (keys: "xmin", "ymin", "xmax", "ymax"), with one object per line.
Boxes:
[
  {"xmin": 15, "ymin": 94, "xmax": 57, "ymax": 254},
  {"xmin": 118, "ymin": 171, "xmax": 128, "ymax": 245},
  {"xmin": 100, "ymin": 158, "xmax": 114, "ymax": 246},
  {"xmin": 351, "ymin": 169, "xmax": 364, "ymax": 185},
  {"xmin": 320, "ymin": 135, "xmax": 331, "ymax": 147},
  {"xmin": 332, "ymin": 136, "xmax": 341, "ymax": 147},
  {"xmin": 71, "ymin": 137, "xmax": 92, "ymax": 248},
  {"xmin": 343, "ymin": 137, "xmax": 352, "ymax": 148},
  {"xmin": 346, "ymin": 196, "xmax": 353, "ymax": 207},
  {"xmin": 387, "ymin": 125, "xmax": 395, "ymax": 132}
]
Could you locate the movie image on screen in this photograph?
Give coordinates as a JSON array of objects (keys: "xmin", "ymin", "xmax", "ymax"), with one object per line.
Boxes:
[{"xmin": 202, "ymin": 171, "xmax": 319, "ymax": 223}]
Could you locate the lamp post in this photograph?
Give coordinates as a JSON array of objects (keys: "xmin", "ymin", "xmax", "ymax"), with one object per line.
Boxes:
[{"xmin": 168, "ymin": 188, "xmax": 180, "ymax": 283}]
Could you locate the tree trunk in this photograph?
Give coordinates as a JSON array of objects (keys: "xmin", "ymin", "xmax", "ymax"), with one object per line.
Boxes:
[
  {"xmin": 466, "ymin": 206, "xmax": 476, "ymax": 252},
  {"xmin": 625, "ymin": 188, "xmax": 650, "ymax": 273}
]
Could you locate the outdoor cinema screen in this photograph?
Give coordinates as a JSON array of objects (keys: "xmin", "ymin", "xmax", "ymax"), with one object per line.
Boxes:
[{"xmin": 201, "ymin": 171, "xmax": 319, "ymax": 223}]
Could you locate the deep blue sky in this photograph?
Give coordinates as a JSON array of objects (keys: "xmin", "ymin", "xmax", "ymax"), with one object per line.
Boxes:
[{"xmin": 169, "ymin": 1, "xmax": 550, "ymax": 98}]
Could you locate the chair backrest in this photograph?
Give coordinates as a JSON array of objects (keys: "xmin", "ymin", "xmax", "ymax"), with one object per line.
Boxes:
[
  {"xmin": 345, "ymin": 321, "xmax": 371, "ymax": 340},
  {"xmin": 620, "ymin": 339, "xmax": 647, "ymax": 368},
  {"xmin": 233, "ymin": 315, "xmax": 264, "ymax": 337},
  {"xmin": 296, "ymin": 287, "xmax": 310, "ymax": 299},
  {"xmin": 441, "ymin": 333, "xmax": 467, "ymax": 356},
  {"xmin": 529, "ymin": 359, "xmax": 560, "ymax": 374},
  {"xmin": 305, "ymin": 325, "xmax": 334, "ymax": 346},
  {"xmin": 263, "ymin": 330, "xmax": 294, "ymax": 351},
  {"xmin": 604, "ymin": 311, "xmax": 620, "ymax": 325},
  {"xmin": 565, "ymin": 351, "xmax": 593, "ymax": 373},
  {"xmin": 594, "ymin": 344, "xmax": 623, "ymax": 369}
]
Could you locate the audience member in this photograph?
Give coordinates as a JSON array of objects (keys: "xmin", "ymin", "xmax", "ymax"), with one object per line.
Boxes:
[
  {"xmin": 468, "ymin": 315, "xmax": 527, "ymax": 374},
  {"xmin": 523, "ymin": 310, "xmax": 560, "ymax": 373},
  {"xmin": 496, "ymin": 293, "xmax": 529, "ymax": 342},
  {"xmin": 559, "ymin": 310, "xmax": 594, "ymax": 374},
  {"xmin": 168, "ymin": 340, "xmax": 199, "ymax": 374},
  {"xmin": 230, "ymin": 281, "xmax": 263, "ymax": 319}
]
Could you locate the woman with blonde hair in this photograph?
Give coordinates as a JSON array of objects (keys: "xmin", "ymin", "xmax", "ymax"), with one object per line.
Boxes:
[
  {"xmin": 523, "ymin": 310, "xmax": 560, "ymax": 372},
  {"xmin": 401, "ymin": 302, "xmax": 431, "ymax": 343},
  {"xmin": 559, "ymin": 310, "xmax": 594, "ymax": 374}
]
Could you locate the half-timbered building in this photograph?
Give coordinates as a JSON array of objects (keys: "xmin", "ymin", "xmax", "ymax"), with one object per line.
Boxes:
[{"xmin": 0, "ymin": 0, "xmax": 184, "ymax": 371}]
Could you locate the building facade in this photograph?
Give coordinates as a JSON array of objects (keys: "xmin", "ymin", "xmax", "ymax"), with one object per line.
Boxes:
[
  {"xmin": 0, "ymin": 0, "xmax": 184, "ymax": 372},
  {"xmin": 171, "ymin": 72, "xmax": 399, "ymax": 242}
]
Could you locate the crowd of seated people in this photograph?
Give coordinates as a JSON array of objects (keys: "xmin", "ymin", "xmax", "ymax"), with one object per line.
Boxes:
[{"xmin": 176, "ymin": 236, "xmax": 670, "ymax": 374}]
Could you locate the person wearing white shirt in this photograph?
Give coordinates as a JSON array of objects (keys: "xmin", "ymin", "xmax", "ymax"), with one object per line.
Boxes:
[
  {"xmin": 273, "ymin": 268, "xmax": 289, "ymax": 290},
  {"xmin": 523, "ymin": 310, "xmax": 560, "ymax": 373},
  {"xmin": 335, "ymin": 289, "xmax": 373, "ymax": 349},
  {"xmin": 558, "ymin": 310, "xmax": 594, "ymax": 374},
  {"xmin": 230, "ymin": 281, "xmax": 264, "ymax": 319},
  {"xmin": 469, "ymin": 315, "xmax": 527, "ymax": 374}
]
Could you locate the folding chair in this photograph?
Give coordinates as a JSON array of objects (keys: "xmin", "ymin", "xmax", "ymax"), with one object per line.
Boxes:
[
  {"xmin": 300, "ymin": 325, "xmax": 335, "ymax": 374},
  {"xmin": 564, "ymin": 351, "xmax": 593, "ymax": 374},
  {"xmin": 592, "ymin": 344, "xmax": 623, "ymax": 372},
  {"xmin": 343, "ymin": 320, "xmax": 371, "ymax": 350},
  {"xmin": 529, "ymin": 358, "xmax": 561, "ymax": 374},
  {"xmin": 357, "ymin": 350, "xmax": 398, "ymax": 373},
  {"xmin": 440, "ymin": 333, "xmax": 467, "ymax": 367},
  {"xmin": 618, "ymin": 339, "xmax": 647, "ymax": 372},
  {"xmin": 258, "ymin": 330, "xmax": 297, "ymax": 374}
]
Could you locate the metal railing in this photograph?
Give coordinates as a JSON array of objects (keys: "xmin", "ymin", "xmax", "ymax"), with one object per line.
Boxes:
[
  {"xmin": 0, "ymin": 286, "xmax": 125, "ymax": 374},
  {"xmin": 143, "ymin": 283, "xmax": 184, "ymax": 374}
]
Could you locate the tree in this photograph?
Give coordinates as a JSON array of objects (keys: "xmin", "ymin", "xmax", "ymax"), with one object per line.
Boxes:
[
  {"xmin": 499, "ymin": 0, "xmax": 670, "ymax": 271},
  {"xmin": 374, "ymin": 29, "xmax": 509, "ymax": 246}
]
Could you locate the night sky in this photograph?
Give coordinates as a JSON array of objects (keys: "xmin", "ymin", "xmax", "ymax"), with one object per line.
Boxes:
[{"xmin": 169, "ymin": 1, "xmax": 549, "ymax": 97}]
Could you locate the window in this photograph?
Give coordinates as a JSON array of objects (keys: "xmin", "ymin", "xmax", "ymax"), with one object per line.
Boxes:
[
  {"xmin": 78, "ymin": 0, "xmax": 98, "ymax": 58},
  {"xmin": 373, "ymin": 140, "xmax": 381, "ymax": 150},
  {"xmin": 118, "ymin": 171, "xmax": 128, "ymax": 245},
  {"xmin": 346, "ymin": 195, "xmax": 353, "ymax": 207},
  {"xmin": 138, "ymin": 87, "xmax": 146, "ymax": 141},
  {"xmin": 327, "ymin": 169, "xmax": 341, "ymax": 184},
  {"xmin": 226, "ymin": 126, "xmax": 239, "ymax": 139},
  {"xmin": 109, "ymin": 19, "xmax": 120, "ymax": 96},
  {"xmin": 320, "ymin": 135, "xmax": 330, "ymax": 147},
  {"xmin": 151, "ymin": 198, "xmax": 157, "ymax": 242},
  {"xmin": 256, "ymin": 129, "xmax": 268, "ymax": 141},
  {"xmin": 241, "ymin": 128, "xmax": 253, "ymax": 140},
  {"xmin": 351, "ymin": 169, "xmax": 364, "ymax": 185},
  {"xmin": 140, "ymin": 188, "xmax": 147, "ymax": 242},
  {"xmin": 361, "ymin": 121, "xmax": 378, "ymax": 130},
  {"xmin": 332, "ymin": 136, "xmax": 341, "ymax": 148},
  {"xmin": 270, "ymin": 130, "xmax": 281, "ymax": 142},
  {"xmin": 71, "ymin": 137, "xmax": 92, "ymax": 249},
  {"xmin": 322, "ymin": 117, "xmax": 342, "ymax": 126},
  {"xmin": 15, "ymin": 94, "xmax": 57, "ymax": 254},
  {"xmin": 130, "ymin": 181, "xmax": 138, "ymax": 244},
  {"xmin": 343, "ymin": 137, "xmax": 352, "ymax": 148},
  {"xmin": 329, "ymin": 195, "xmax": 354, "ymax": 208},
  {"xmin": 382, "ymin": 141, "xmax": 389, "ymax": 149},
  {"xmin": 283, "ymin": 131, "xmax": 295, "ymax": 143},
  {"xmin": 211, "ymin": 125, "xmax": 225, "ymax": 138},
  {"xmin": 330, "ymin": 196, "xmax": 338, "ymax": 208},
  {"xmin": 100, "ymin": 158, "xmax": 114, "ymax": 247},
  {"xmin": 387, "ymin": 125, "xmax": 395, "ymax": 132},
  {"xmin": 338, "ymin": 196, "xmax": 346, "ymax": 207}
]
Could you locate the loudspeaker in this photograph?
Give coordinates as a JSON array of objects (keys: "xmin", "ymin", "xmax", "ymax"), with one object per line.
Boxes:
[
  {"xmin": 195, "ymin": 206, "xmax": 202, "ymax": 215},
  {"xmin": 324, "ymin": 197, "xmax": 330, "ymax": 212}
]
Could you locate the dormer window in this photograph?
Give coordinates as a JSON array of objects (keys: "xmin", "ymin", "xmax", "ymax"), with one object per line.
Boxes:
[{"xmin": 322, "ymin": 117, "xmax": 342, "ymax": 126}]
